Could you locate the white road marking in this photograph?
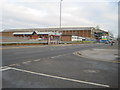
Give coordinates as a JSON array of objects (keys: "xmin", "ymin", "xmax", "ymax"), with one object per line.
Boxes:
[
  {"xmin": 22, "ymin": 61, "xmax": 32, "ymax": 64},
  {"xmin": 0, "ymin": 67, "xmax": 2, "ymax": 69},
  {"xmin": 0, "ymin": 67, "xmax": 12, "ymax": 71},
  {"xmin": 51, "ymin": 54, "xmax": 69, "ymax": 59},
  {"xmin": 51, "ymin": 55, "xmax": 62, "ymax": 58},
  {"xmin": 0, "ymin": 66, "xmax": 9, "ymax": 68},
  {"xmin": 8, "ymin": 64, "xmax": 18, "ymax": 66},
  {"xmin": 34, "ymin": 59, "xmax": 41, "ymax": 62},
  {"xmin": 11, "ymin": 67, "xmax": 110, "ymax": 88},
  {"xmin": 25, "ymin": 61, "xmax": 31, "ymax": 63}
]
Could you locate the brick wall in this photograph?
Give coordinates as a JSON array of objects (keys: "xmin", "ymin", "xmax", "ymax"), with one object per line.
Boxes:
[
  {"xmin": 1, "ymin": 30, "xmax": 92, "ymax": 40},
  {"xmin": 61, "ymin": 35, "xmax": 71, "ymax": 41},
  {"xmin": 1, "ymin": 32, "xmax": 14, "ymax": 37},
  {"xmin": 61, "ymin": 30, "xmax": 92, "ymax": 38}
]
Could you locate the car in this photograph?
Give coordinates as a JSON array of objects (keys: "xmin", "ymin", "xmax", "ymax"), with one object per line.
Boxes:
[
  {"xmin": 36, "ymin": 38, "xmax": 42, "ymax": 41},
  {"xmin": 105, "ymin": 41, "xmax": 109, "ymax": 44}
]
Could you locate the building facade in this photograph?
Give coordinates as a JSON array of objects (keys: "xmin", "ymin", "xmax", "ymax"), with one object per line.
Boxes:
[{"xmin": 0, "ymin": 27, "xmax": 109, "ymax": 41}]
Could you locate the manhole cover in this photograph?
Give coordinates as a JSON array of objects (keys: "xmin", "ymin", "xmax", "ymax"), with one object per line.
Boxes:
[{"xmin": 83, "ymin": 70, "xmax": 99, "ymax": 73}]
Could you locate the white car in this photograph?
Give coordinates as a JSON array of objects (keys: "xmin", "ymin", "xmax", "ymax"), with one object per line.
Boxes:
[{"xmin": 36, "ymin": 38, "xmax": 42, "ymax": 41}]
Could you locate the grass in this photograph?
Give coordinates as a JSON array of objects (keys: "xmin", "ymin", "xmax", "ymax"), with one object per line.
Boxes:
[
  {"xmin": 67, "ymin": 40, "xmax": 96, "ymax": 43},
  {"xmin": 1, "ymin": 42, "xmax": 47, "ymax": 46},
  {"xmin": 63, "ymin": 41, "xmax": 96, "ymax": 44},
  {"xmin": 0, "ymin": 41, "xmax": 96, "ymax": 46}
]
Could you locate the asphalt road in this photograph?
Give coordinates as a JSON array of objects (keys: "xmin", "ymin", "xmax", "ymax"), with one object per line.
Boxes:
[{"xmin": 1, "ymin": 43, "xmax": 118, "ymax": 88}]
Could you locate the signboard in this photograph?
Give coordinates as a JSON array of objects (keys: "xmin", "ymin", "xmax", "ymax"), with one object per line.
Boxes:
[{"xmin": 101, "ymin": 36, "xmax": 108, "ymax": 40}]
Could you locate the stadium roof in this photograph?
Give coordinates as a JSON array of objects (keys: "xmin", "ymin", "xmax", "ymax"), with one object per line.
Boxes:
[
  {"xmin": 13, "ymin": 32, "xmax": 33, "ymax": 35},
  {"xmin": 13, "ymin": 31, "xmax": 62, "ymax": 35},
  {"xmin": 3, "ymin": 27, "xmax": 95, "ymax": 32}
]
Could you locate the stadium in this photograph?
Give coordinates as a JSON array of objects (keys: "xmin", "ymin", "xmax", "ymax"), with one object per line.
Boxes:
[{"xmin": 0, "ymin": 27, "xmax": 110, "ymax": 42}]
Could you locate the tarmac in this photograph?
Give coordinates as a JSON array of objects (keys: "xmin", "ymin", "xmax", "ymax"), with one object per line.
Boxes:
[
  {"xmin": 76, "ymin": 43, "xmax": 119, "ymax": 63},
  {"xmin": 2, "ymin": 43, "xmax": 118, "ymax": 88}
]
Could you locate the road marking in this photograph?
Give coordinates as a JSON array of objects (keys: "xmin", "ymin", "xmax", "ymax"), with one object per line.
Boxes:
[
  {"xmin": 25, "ymin": 61, "xmax": 31, "ymax": 63},
  {"xmin": 51, "ymin": 54, "xmax": 69, "ymax": 59},
  {"xmin": 0, "ymin": 66, "xmax": 12, "ymax": 71},
  {"xmin": 22, "ymin": 61, "xmax": 32, "ymax": 64},
  {"xmin": 51, "ymin": 55, "xmax": 63, "ymax": 58},
  {"xmin": 0, "ymin": 66, "xmax": 3, "ymax": 69},
  {"xmin": 33, "ymin": 59, "xmax": 41, "ymax": 62},
  {"xmin": 2, "ymin": 53, "xmax": 69, "ymax": 68},
  {"xmin": 8, "ymin": 64, "xmax": 18, "ymax": 66},
  {"xmin": 11, "ymin": 67, "xmax": 110, "ymax": 88}
]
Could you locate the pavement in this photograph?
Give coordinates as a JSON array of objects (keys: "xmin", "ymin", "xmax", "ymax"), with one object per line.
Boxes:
[{"xmin": 75, "ymin": 44, "xmax": 119, "ymax": 63}]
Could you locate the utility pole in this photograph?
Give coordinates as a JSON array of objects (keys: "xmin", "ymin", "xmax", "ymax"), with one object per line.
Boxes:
[
  {"xmin": 59, "ymin": 0, "xmax": 63, "ymax": 44},
  {"xmin": 60, "ymin": 0, "xmax": 62, "ymax": 28}
]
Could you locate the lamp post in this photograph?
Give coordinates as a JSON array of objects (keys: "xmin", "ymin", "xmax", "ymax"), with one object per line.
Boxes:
[
  {"xmin": 60, "ymin": 0, "xmax": 62, "ymax": 28},
  {"xmin": 59, "ymin": 0, "xmax": 63, "ymax": 44}
]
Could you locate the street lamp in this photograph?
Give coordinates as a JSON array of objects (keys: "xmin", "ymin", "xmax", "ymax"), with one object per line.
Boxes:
[
  {"xmin": 58, "ymin": 0, "xmax": 63, "ymax": 44},
  {"xmin": 60, "ymin": 0, "xmax": 63, "ymax": 28}
]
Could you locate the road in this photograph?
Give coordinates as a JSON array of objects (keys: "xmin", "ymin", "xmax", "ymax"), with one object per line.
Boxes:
[{"xmin": 1, "ymin": 43, "xmax": 118, "ymax": 88}]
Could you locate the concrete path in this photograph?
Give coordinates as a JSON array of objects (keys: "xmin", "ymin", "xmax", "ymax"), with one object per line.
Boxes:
[{"xmin": 76, "ymin": 44, "xmax": 119, "ymax": 62}]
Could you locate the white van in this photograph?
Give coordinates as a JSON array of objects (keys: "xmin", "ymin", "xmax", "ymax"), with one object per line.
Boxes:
[{"xmin": 72, "ymin": 36, "xmax": 85, "ymax": 41}]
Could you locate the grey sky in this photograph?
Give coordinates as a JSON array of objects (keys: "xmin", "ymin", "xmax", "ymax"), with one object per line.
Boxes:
[{"xmin": 1, "ymin": 0, "xmax": 119, "ymax": 37}]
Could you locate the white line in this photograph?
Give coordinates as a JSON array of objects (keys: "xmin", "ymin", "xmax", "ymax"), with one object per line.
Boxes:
[
  {"xmin": 0, "ymin": 66, "xmax": 9, "ymax": 69},
  {"xmin": 22, "ymin": 61, "xmax": 31, "ymax": 64},
  {"xmin": 0, "ymin": 67, "xmax": 12, "ymax": 71},
  {"xmin": 34, "ymin": 59, "xmax": 41, "ymax": 62},
  {"xmin": 51, "ymin": 55, "xmax": 62, "ymax": 58},
  {"xmin": 51, "ymin": 54, "xmax": 68, "ymax": 59},
  {"xmin": 11, "ymin": 67, "xmax": 110, "ymax": 88},
  {"xmin": 8, "ymin": 64, "xmax": 18, "ymax": 66},
  {"xmin": 25, "ymin": 61, "xmax": 32, "ymax": 63},
  {"xmin": 0, "ymin": 67, "xmax": 2, "ymax": 69}
]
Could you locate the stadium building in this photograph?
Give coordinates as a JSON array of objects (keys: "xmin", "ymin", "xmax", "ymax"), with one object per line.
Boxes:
[{"xmin": 0, "ymin": 27, "xmax": 109, "ymax": 41}]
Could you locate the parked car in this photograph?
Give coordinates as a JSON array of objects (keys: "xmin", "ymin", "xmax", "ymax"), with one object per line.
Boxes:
[
  {"xmin": 105, "ymin": 40, "xmax": 110, "ymax": 44},
  {"xmin": 36, "ymin": 38, "xmax": 42, "ymax": 41}
]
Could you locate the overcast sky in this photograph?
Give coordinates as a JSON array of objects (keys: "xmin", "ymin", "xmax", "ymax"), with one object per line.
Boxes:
[{"xmin": 1, "ymin": 0, "xmax": 119, "ymax": 37}]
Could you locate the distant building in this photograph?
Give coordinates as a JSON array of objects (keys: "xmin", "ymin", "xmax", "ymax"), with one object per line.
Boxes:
[{"xmin": 0, "ymin": 27, "xmax": 109, "ymax": 41}]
